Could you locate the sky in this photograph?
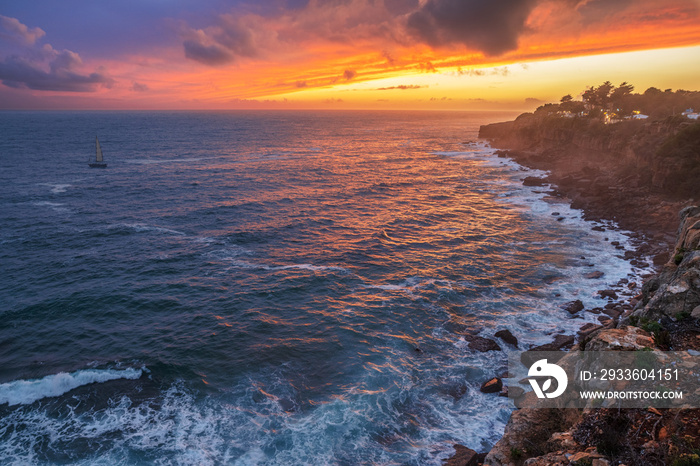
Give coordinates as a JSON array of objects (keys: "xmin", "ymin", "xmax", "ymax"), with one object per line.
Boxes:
[{"xmin": 0, "ymin": 0, "xmax": 699, "ymax": 110}]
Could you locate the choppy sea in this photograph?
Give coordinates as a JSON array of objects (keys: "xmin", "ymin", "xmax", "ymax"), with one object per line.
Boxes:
[{"xmin": 0, "ymin": 110, "xmax": 646, "ymax": 465}]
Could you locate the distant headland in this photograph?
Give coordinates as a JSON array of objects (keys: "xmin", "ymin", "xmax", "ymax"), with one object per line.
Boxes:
[{"xmin": 479, "ymin": 82, "xmax": 700, "ymax": 239}]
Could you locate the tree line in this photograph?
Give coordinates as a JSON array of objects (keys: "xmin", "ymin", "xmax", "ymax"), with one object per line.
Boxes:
[{"xmin": 536, "ymin": 82, "xmax": 700, "ymax": 120}]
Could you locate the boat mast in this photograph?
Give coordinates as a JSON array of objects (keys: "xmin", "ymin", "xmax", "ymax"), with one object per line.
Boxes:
[{"xmin": 95, "ymin": 137, "xmax": 103, "ymax": 162}]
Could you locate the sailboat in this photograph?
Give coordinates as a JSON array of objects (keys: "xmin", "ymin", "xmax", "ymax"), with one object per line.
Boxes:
[{"xmin": 89, "ymin": 136, "xmax": 108, "ymax": 168}]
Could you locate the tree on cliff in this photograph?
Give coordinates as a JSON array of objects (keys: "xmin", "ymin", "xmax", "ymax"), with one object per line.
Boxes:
[
  {"xmin": 583, "ymin": 81, "xmax": 614, "ymax": 110},
  {"xmin": 610, "ymin": 82, "xmax": 635, "ymax": 116}
]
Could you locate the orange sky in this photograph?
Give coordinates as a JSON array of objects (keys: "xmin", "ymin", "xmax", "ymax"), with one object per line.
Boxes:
[{"xmin": 0, "ymin": 0, "xmax": 698, "ymax": 109}]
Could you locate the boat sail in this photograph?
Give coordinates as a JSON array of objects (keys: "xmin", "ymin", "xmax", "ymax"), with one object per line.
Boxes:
[{"xmin": 89, "ymin": 136, "xmax": 107, "ymax": 168}]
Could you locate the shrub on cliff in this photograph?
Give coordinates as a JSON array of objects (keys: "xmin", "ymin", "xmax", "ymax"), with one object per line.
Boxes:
[{"xmin": 657, "ymin": 122, "xmax": 700, "ymax": 197}]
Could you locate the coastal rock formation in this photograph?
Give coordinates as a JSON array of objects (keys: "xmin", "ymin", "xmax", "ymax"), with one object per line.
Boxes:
[
  {"xmin": 476, "ymin": 209, "xmax": 700, "ymax": 465},
  {"xmin": 463, "ymin": 115, "xmax": 700, "ymax": 466},
  {"xmin": 627, "ymin": 206, "xmax": 700, "ymax": 323},
  {"xmin": 495, "ymin": 329, "xmax": 518, "ymax": 347},
  {"xmin": 479, "ymin": 115, "xmax": 698, "ymax": 239}
]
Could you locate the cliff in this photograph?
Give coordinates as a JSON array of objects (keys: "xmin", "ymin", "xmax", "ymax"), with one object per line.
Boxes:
[
  {"xmin": 480, "ymin": 207, "xmax": 700, "ymax": 466},
  {"xmin": 479, "ymin": 114, "xmax": 700, "ymax": 244},
  {"xmin": 449, "ymin": 114, "xmax": 700, "ymax": 465}
]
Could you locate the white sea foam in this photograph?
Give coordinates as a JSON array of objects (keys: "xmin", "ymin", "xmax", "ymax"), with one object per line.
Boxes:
[
  {"xmin": 113, "ymin": 223, "xmax": 186, "ymax": 236},
  {"xmin": 39, "ymin": 183, "xmax": 72, "ymax": 193},
  {"xmin": 31, "ymin": 201, "xmax": 71, "ymax": 213},
  {"xmin": 207, "ymin": 251, "xmax": 350, "ymax": 274},
  {"xmin": 0, "ymin": 368, "xmax": 142, "ymax": 406},
  {"xmin": 275, "ymin": 263, "xmax": 349, "ymax": 273}
]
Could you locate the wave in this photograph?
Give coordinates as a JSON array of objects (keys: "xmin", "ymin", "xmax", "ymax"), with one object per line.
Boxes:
[
  {"xmin": 110, "ymin": 223, "xmax": 186, "ymax": 236},
  {"xmin": 30, "ymin": 201, "xmax": 71, "ymax": 213},
  {"xmin": 39, "ymin": 183, "xmax": 72, "ymax": 194},
  {"xmin": 0, "ymin": 368, "xmax": 142, "ymax": 406},
  {"xmin": 275, "ymin": 263, "xmax": 349, "ymax": 273},
  {"xmin": 123, "ymin": 157, "xmax": 209, "ymax": 165}
]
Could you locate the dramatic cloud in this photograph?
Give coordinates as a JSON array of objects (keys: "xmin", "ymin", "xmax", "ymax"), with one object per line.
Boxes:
[
  {"xmin": 407, "ymin": 0, "xmax": 539, "ymax": 55},
  {"xmin": 0, "ymin": 15, "xmax": 45, "ymax": 45},
  {"xmin": 343, "ymin": 69, "xmax": 357, "ymax": 80},
  {"xmin": 0, "ymin": 53, "xmax": 112, "ymax": 92},
  {"xmin": 180, "ymin": 13, "xmax": 274, "ymax": 66},
  {"xmin": 0, "ymin": 16, "xmax": 112, "ymax": 92},
  {"xmin": 183, "ymin": 39, "xmax": 234, "ymax": 66}
]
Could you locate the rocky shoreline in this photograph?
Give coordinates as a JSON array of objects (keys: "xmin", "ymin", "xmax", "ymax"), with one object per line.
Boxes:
[{"xmin": 444, "ymin": 118, "xmax": 700, "ymax": 465}]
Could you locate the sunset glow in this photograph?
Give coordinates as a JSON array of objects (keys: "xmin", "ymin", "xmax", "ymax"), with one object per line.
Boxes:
[{"xmin": 1, "ymin": 0, "xmax": 698, "ymax": 110}]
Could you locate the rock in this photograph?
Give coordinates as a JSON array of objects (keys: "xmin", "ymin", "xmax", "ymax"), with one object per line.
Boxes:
[
  {"xmin": 523, "ymin": 176, "xmax": 548, "ymax": 187},
  {"xmin": 444, "ymin": 444, "xmax": 479, "ymax": 466},
  {"xmin": 495, "ymin": 329, "xmax": 518, "ymax": 347},
  {"xmin": 598, "ymin": 316, "xmax": 613, "ymax": 325},
  {"xmin": 692, "ymin": 305, "xmax": 700, "ymax": 319},
  {"xmin": 549, "ymin": 431, "xmax": 577, "ymax": 450},
  {"xmin": 598, "ymin": 290, "xmax": 619, "ymax": 299},
  {"xmin": 484, "ymin": 407, "xmax": 580, "ymax": 465},
  {"xmin": 584, "ymin": 271, "xmax": 605, "ymax": 279},
  {"xmin": 578, "ymin": 323, "xmax": 604, "ymax": 337},
  {"xmin": 508, "ymin": 386, "xmax": 525, "ymax": 398},
  {"xmin": 465, "ymin": 335, "xmax": 502, "ymax": 352},
  {"xmin": 592, "ymin": 226, "xmax": 606, "ymax": 232},
  {"xmin": 562, "ymin": 300, "xmax": 584, "ymax": 314},
  {"xmin": 523, "ymin": 453, "xmax": 569, "ymax": 465},
  {"xmin": 584, "ymin": 327, "xmax": 654, "ymax": 351},
  {"xmin": 446, "ymin": 383, "xmax": 468, "ymax": 400},
  {"xmin": 480, "ymin": 377, "xmax": 503, "ymax": 394},
  {"xmin": 521, "ymin": 335, "xmax": 575, "ymax": 366},
  {"xmin": 530, "ymin": 334, "xmax": 575, "ymax": 352},
  {"xmin": 569, "ymin": 451, "xmax": 605, "ymax": 463}
]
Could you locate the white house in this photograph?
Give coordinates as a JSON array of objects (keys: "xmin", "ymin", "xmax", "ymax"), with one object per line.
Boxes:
[{"xmin": 682, "ymin": 108, "xmax": 700, "ymax": 120}]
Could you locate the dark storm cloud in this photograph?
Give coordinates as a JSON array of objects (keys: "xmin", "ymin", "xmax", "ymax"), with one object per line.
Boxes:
[
  {"xmin": 407, "ymin": 0, "xmax": 539, "ymax": 56},
  {"xmin": 0, "ymin": 54, "xmax": 112, "ymax": 91},
  {"xmin": 183, "ymin": 39, "xmax": 234, "ymax": 65},
  {"xmin": 181, "ymin": 13, "xmax": 261, "ymax": 66}
]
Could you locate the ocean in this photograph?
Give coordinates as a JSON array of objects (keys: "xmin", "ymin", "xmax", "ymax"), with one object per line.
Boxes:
[{"xmin": 0, "ymin": 110, "xmax": 644, "ymax": 465}]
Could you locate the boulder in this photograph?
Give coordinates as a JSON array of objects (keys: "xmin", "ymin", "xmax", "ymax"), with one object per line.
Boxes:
[
  {"xmin": 495, "ymin": 329, "xmax": 518, "ymax": 347},
  {"xmin": 480, "ymin": 377, "xmax": 503, "ymax": 394},
  {"xmin": 523, "ymin": 176, "xmax": 548, "ymax": 187},
  {"xmin": 584, "ymin": 327, "xmax": 654, "ymax": 351},
  {"xmin": 598, "ymin": 290, "xmax": 619, "ymax": 299},
  {"xmin": 444, "ymin": 444, "xmax": 479, "ymax": 466},
  {"xmin": 584, "ymin": 271, "xmax": 605, "ymax": 279},
  {"xmin": 521, "ymin": 334, "xmax": 574, "ymax": 366},
  {"xmin": 465, "ymin": 335, "xmax": 502, "ymax": 352},
  {"xmin": 578, "ymin": 323, "xmax": 604, "ymax": 337},
  {"xmin": 562, "ymin": 300, "xmax": 584, "ymax": 314}
]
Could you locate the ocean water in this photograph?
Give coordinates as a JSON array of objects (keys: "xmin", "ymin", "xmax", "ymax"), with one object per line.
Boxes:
[{"xmin": 0, "ymin": 110, "xmax": 645, "ymax": 465}]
